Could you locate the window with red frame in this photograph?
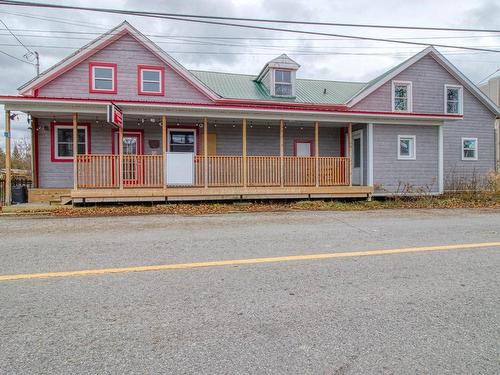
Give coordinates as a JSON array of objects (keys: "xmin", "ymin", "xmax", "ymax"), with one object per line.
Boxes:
[
  {"xmin": 51, "ymin": 123, "xmax": 90, "ymax": 162},
  {"xmin": 89, "ymin": 62, "xmax": 117, "ymax": 93},
  {"xmin": 138, "ymin": 65, "xmax": 164, "ymax": 95}
]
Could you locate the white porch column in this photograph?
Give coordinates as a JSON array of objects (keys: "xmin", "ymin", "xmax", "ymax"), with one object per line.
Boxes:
[
  {"xmin": 367, "ymin": 123, "xmax": 374, "ymax": 187},
  {"xmin": 348, "ymin": 123, "xmax": 353, "ymax": 186},
  {"xmin": 280, "ymin": 120, "xmax": 284, "ymax": 187},
  {"xmin": 4, "ymin": 110, "xmax": 11, "ymax": 205},
  {"xmin": 438, "ymin": 125, "xmax": 444, "ymax": 194},
  {"xmin": 242, "ymin": 118, "xmax": 247, "ymax": 188},
  {"xmin": 72, "ymin": 113, "xmax": 78, "ymax": 190}
]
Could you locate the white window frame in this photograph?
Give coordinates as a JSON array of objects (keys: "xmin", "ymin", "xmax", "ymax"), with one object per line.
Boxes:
[
  {"xmin": 167, "ymin": 128, "xmax": 197, "ymax": 154},
  {"xmin": 91, "ymin": 65, "xmax": 115, "ymax": 92},
  {"xmin": 444, "ymin": 84, "xmax": 463, "ymax": 115},
  {"xmin": 54, "ymin": 124, "xmax": 89, "ymax": 160},
  {"xmin": 272, "ymin": 69, "xmax": 294, "ymax": 97},
  {"xmin": 140, "ymin": 68, "xmax": 163, "ymax": 94},
  {"xmin": 392, "ymin": 80, "xmax": 413, "ymax": 113},
  {"xmin": 461, "ymin": 137, "xmax": 478, "ymax": 161},
  {"xmin": 397, "ymin": 135, "xmax": 416, "ymax": 160}
]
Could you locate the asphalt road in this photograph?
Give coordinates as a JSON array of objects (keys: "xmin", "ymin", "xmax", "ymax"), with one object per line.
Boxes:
[{"xmin": 0, "ymin": 208, "xmax": 499, "ymax": 374}]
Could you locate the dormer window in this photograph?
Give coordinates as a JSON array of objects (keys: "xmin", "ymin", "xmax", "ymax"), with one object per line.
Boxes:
[
  {"xmin": 89, "ymin": 62, "xmax": 117, "ymax": 94},
  {"xmin": 274, "ymin": 69, "xmax": 293, "ymax": 97}
]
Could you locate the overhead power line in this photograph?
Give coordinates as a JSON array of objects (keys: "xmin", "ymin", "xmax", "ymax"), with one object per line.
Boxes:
[
  {"xmin": 477, "ymin": 68, "xmax": 500, "ymax": 84},
  {"xmin": 0, "ymin": 48, "xmax": 34, "ymax": 64},
  {"xmin": 0, "ymin": 0, "xmax": 499, "ymax": 33},
  {"xmin": 0, "ymin": 0, "xmax": 498, "ymax": 53},
  {"xmin": 0, "ymin": 18, "xmax": 31, "ymax": 53}
]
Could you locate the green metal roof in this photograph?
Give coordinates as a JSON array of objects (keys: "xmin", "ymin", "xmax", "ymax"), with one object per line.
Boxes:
[{"xmin": 190, "ymin": 70, "xmax": 368, "ymax": 105}]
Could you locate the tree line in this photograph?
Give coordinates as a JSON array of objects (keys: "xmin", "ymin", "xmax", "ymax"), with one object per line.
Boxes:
[{"xmin": 0, "ymin": 138, "xmax": 31, "ymax": 171}]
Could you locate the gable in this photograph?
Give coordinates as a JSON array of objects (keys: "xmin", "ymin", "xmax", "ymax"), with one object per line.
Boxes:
[
  {"xmin": 35, "ymin": 34, "xmax": 213, "ymax": 104},
  {"xmin": 352, "ymin": 55, "xmax": 462, "ymax": 113}
]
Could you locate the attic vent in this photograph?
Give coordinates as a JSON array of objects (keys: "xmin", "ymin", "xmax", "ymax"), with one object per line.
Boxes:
[{"xmin": 323, "ymin": 88, "xmax": 327, "ymax": 94}]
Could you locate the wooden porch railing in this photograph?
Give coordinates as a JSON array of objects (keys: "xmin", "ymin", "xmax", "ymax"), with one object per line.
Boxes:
[
  {"xmin": 194, "ymin": 156, "xmax": 243, "ymax": 187},
  {"xmin": 76, "ymin": 155, "xmax": 119, "ymax": 189},
  {"xmin": 248, "ymin": 156, "xmax": 281, "ymax": 186},
  {"xmin": 77, "ymin": 155, "xmax": 351, "ymax": 189},
  {"xmin": 123, "ymin": 155, "xmax": 163, "ymax": 188}
]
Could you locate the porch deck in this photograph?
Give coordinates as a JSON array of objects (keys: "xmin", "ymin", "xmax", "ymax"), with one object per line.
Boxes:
[
  {"xmin": 72, "ymin": 154, "xmax": 372, "ymax": 202},
  {"xmin": 72, "ymin": 185, "xmax": 373, "ymax": 203}
]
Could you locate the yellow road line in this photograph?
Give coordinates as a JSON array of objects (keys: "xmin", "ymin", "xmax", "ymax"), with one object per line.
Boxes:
[{"xmin": 1, "ymin": 241, "xmax": 499, "ymax": 282}]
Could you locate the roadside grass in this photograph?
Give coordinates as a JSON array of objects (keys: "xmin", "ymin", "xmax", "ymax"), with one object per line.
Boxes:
[{"xmin": 44, "ymin": 191, "xmax": 500, "ymax": 218}]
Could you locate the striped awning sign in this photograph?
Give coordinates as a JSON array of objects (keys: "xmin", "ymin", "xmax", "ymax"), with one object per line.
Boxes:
[{"xmin": 107, "ymin": 103, "xmax": 123, "ymax": 128}]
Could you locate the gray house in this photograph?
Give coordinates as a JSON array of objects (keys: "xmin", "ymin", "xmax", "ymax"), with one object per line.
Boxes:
[{"xmin": 1, "ymin": 22, "xmax": 499, "ymax": 204}]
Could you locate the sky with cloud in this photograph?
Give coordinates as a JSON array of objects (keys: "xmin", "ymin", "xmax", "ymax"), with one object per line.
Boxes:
[{"xmin": 0, "ymin": 0, "xmax": 499, "ymax": 143}]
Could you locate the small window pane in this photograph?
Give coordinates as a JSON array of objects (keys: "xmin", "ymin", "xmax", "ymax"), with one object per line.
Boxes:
[
  {"xmin": 58, "ymin": 143, "xmax": 72, "ymax": 157},
  {"xmin": 394, "ymin": 98, "xmax": 408, "ymax": 111},
  {"xmin": 77, "ymin": 129, "xmax": 86, "ymax": 143},
  {"xmin": 77, "ymin": 143, "xmax": 86, "ymax": 154},
  {"xmin": 94, "ymin": 67, "xmax": 113, "ymax": 79},
  {"xmin": 170, "ymin": 131, "xmax": 195, "ymax": 152},
  {"xmin": 94, "ymin": 79, "xmax": 113, "ymax": 90},
  {"xmin": 275, "ymin": 70, "xmax": 291, "ymax": 83},
  {"xmin": 275, "ymin": 83, "xmax": 292, "ymax": 96},
  {"xmin": 394, "ymin": 85, "xmax": 408, "ymax": 98},
  {"xmin": 143, "ymin": 81, "xmax": 161, "ymax": 92},
  {"xmin": 447, "ymin": 102, "xmax": 459, "ymax": 114},
  {"xmin": 58, "ymin": 129, "xmax": 72, "ymax": 143},
  {"xmin": 143, "ymin": 70, "xmax": 160, "ymax": 81},
  {"xmin": 400, "ymin": 139, "xmax": 410, "ymax": 156},
  {"xmin": 447, "ymin": 88, "xmax": 459, "ymax": 101},
  {"xmin": 353, "ymin": 138, "xmax": 361, "ymax": 168}
]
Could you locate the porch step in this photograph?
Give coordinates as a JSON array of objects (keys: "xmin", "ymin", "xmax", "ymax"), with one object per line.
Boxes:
[
  {"xmin": 49, "ymin": 195, "xmax": 72, "ymax": 206},
  {"xmin": 29, "ymin": 188, "xmax": 71, "ymax": 203}
]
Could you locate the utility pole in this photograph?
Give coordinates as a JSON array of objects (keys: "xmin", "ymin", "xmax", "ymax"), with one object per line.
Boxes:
[{"xmin": 34, "ymin": 51, "xmax": 39, "ymax": 76}]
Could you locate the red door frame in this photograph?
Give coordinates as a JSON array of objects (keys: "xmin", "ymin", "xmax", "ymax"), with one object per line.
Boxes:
[{"xmin": 111, "ymin": 129, "xmax": 145, "ymax": 186}]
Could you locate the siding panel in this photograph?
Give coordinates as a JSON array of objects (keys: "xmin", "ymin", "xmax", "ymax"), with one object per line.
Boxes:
[
  {"xmin": 37, "ymin": 35, "xmax": 213, "ymax": 104},
  {"xmin": 373, "ymin": 124, "xmax": 439, "ymax": 193}
]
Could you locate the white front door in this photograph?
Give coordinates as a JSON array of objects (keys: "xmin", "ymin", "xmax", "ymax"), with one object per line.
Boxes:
[
  {"xmin": 296, "ymin": 142, "xmax": 312, "ymax": 157},
  {"xmin": 352, "ymin": 130, "xmax": 363, "ymax": 185}
]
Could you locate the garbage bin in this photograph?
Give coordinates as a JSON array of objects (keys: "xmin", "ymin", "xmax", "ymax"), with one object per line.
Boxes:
[{"xmin": 11, "ymin": 185, "xmax": 27, "ymax": 204}]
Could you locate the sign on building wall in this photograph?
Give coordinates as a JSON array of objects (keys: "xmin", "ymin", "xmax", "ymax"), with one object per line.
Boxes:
[{"xmin": 107, "ymin": 103, "xmax": 123, "ymax": 128}]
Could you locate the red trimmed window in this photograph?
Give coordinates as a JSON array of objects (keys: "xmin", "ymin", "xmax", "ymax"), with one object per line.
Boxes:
[
  {"xmin": 138, "ymin": 65, "xmax": 165, "ymax": 96},
  {"xmin": 89, "ymin": 62, "xmax": 117, "ymax": 94},
  {"xmin": 51, "ymin": 122, "xmax": 91, "ymax": 162}
]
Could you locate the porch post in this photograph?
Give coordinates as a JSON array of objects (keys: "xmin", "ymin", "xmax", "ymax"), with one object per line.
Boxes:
[
  {"xmin": 280, "ymin": 120, "xmax": 284, "ymax": 187},
  {"xmin": 4, "ymin": 110, "xmax": 11, "ymax": 205},
  {"xmin": 162, "ymin": 115, "xmax": 167, "ymax": 189},
  {"xmin": 242, "ymin": 118, "xmax": 247, "ymax": 188},
  {"xmin": 315, "ymin": 121, "xmax": 319, "ymax": 187},
  {"xmin": 118, "ymin": 125, "xmax": 124, "ymax": 190},
  {"xmin": 348, "ymin": 122, "xmax": 353, "ymax": 186},
  {"xmin": 367, "ymin": 123, "xmax": 374, "ymax": 187},
  {"xmin": 203, "ymin": 117, "xmax": 208, "ymax": 188},
  {"xmin": 438, "ymin": 125, "xmax": 444, "ymax": 194},
  {"xmin": 72, "ymin": 113, "xmax": 78, "ymax": 190},
  {"xmin": 31, "ymin": 117, "xmax": 38, "ymax": 188}
]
